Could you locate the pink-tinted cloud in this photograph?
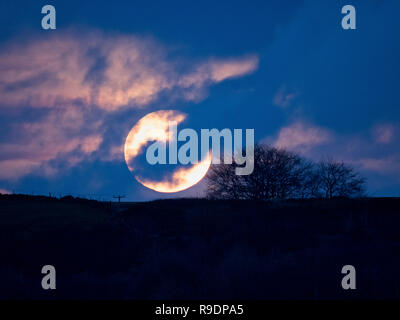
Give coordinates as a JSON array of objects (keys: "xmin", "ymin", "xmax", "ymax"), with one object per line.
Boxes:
[
  {"xmin": 273, "ymin": 86, "xmax": 297, "ymax": 108},
  {"xmin": 0, "ymin": 30, "xmax": 258, "ymax": 180},
  {"xmin": 267, "ymin": 121, "xmax": 400, "ymax": 185},
  {"xmin": 0, "ymin": 31, "xmax": 258, "ymax": 111},
  {"xmin": 372, "ymin": 124, "xmax": 397, "ymax": 144},
  {"xmin": 354, "ymin": 157, "xmax": 400, "ymax": 174},
  {"xmin": 179, "ymin": 56, "xmax": 258, "ymax": 87},
  {"xmin": 0, "ymin": 104, "xmax": 103, "ymax": 179},
  {"xmin": 177, "ymin": 56, "xmax": 259, "ymax": 101},
  {"xmin": 273, "ymin": 121, "xmax": 333, "ymax": 152},
  {"xmin": 0, "ymin": 159, "xmax": 41, "ymax": 180},
  {"xmin": 259, "ymin": 117, "xmax": 400, "ymax": 195},
  {"xmin": 0, "ymin": 188, "xmax": 11, "ymax": 194},
  {"xmin": 209, "ymin": 56, "xmax": 259, "ymax": 82}
]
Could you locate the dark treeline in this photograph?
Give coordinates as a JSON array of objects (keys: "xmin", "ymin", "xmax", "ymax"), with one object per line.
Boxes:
[{"xmin": 206, "ymin": 144, "xmax": 366, "ymax": 200}]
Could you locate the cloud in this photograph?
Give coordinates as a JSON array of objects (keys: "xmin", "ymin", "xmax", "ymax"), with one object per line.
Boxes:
[
  {"xmin": 0, "ymin": 159, "xmax": 40, "ymax": 180},
  {"xmin": 273, "ymin": 86, "xmax": 297, "ymax": 108},
  {"xmin": 266, "ymin": 120, "xmax": 400, "ymax": 188},
  {"xmin": 179, "ymin": 56, "xmax": 258, "ymax": 86},
  {"xmin": 273, "ymin": 121, "xmax": 333, "ymax": 152},
  {"xmin": 177, "ymin": 56, "xmax": 259, "ymax": 101},
  {"xmin": 0, "ymin": 31, "xmax": 258, "ymax": 111},
  {"xmin": 0, "ymin": 188, "xmax": 11, "ymax": 194},
  {"xmin": 0, "ymin": 106, "xmax": 103, "ymax": 179},
  {"xmin": 0, "ymin": 30, "xmax": 258, "ymax": 180},
  {"xmin": 372, "ymin": 124, "xmax": 397, "ymax": 144},
  {"xmin": 354, "ymin": 157, "xmax": 400, "ymax": 174}
]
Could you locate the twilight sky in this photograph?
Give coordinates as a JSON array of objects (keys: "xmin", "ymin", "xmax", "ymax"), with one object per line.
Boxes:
[{"xmin": 0, "ymin": 0, "xmax": 399, "ymax": 200}]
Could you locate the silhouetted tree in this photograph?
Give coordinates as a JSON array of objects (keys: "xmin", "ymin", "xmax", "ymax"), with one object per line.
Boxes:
[
  {"xmin": 316, "ymin": 159, "xmax": 366, "ymax": 199},
  {"xmin": 242, "ymin": 145, "xmax": 310, "ymax": 200},
  {"xmin": 206, "ymin": 144, "xmax": 313, "ymax": 200},
  {"xmin": 292, "ymin": 160, "xmax": 320, "ymax": 199},
  {"xmin": 206, "ymin": 144, "xmax": 366, "ymax": 200},
  {"xmin": 206, "ymin": 160, "xmax": 245, "ymax": 200}
]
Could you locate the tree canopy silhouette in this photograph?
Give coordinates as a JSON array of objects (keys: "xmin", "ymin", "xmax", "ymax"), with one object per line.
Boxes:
[{"xmin": 206, "ymin": 144, "xmax": 366, "ymax": 200}]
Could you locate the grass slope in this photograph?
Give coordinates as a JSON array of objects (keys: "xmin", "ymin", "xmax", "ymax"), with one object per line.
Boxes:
[{"xmin": 1, "ymin": 195, "xmax": 400, "ymax": 299}]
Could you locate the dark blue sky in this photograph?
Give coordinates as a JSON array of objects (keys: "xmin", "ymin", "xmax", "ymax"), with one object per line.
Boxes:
[{"xmin": 0, "ymin": 0, "xmax": 399, "ymax": 200}]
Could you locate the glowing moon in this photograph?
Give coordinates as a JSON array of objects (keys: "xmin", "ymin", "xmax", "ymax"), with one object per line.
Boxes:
[{"xmin": 124, "ymin": 110, "xmax": 211, "ymax": 193}]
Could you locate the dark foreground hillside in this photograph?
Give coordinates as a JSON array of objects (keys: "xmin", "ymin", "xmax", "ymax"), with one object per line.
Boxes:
[{"xmin": 0, "ymin": 194, "xmax": 400, "ymax": 299}]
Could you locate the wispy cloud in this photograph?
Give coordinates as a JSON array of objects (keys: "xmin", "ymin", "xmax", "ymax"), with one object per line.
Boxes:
[
  {"xmin": 353, "ymin": 157, "xmax": 400, "ymax": 174},
  {"xmin": 272, "ymin": 121, "xmax": 333, "ymax": 152},
  {"xmin": 178, "ymin": 56, "xmax": 258, "ymax": 101},
  {"xmin": 0, "ymin": 188, "xmax": 11, "ymax": 194},
  {"xmin": 0, "ymin": 106, "xmax": 103, "ymax": 179},
  {"xmin": 266, "ymin": 120, "xmax": 400, "ymax": 188},
  {"xmin": 372, "ymin": 123, "xmax": 397, "ymax": 144},
  {"xmin": 0, "ymin": 30, "xmax": 258, "ymax": 180},
  {"xmin": 273, "ymin": 86, "xmax": 297, "ymax": 108},
  {"xmin": 0, "ymin": 31, "xmax": 258, "ymax": 111}
]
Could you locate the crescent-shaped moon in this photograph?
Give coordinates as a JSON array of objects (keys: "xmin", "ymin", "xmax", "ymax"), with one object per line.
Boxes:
[{"xmin": 124, "ymin": 110, "xmax": 212, "ymax": 193}]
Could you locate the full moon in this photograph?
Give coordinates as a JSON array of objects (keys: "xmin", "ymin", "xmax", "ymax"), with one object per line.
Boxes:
[{"xmin": 124, "ymin": 110, "xmax": 211, "ymax": 193}]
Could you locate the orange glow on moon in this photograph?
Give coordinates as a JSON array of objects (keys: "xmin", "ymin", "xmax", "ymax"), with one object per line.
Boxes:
[
  {"xmin": 136, "ymin": 152, "xmax": 211, "ymax": 193},
  {"xmin": 124, "ymin": 110, "xmax": 211, "ymax": 193}
]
